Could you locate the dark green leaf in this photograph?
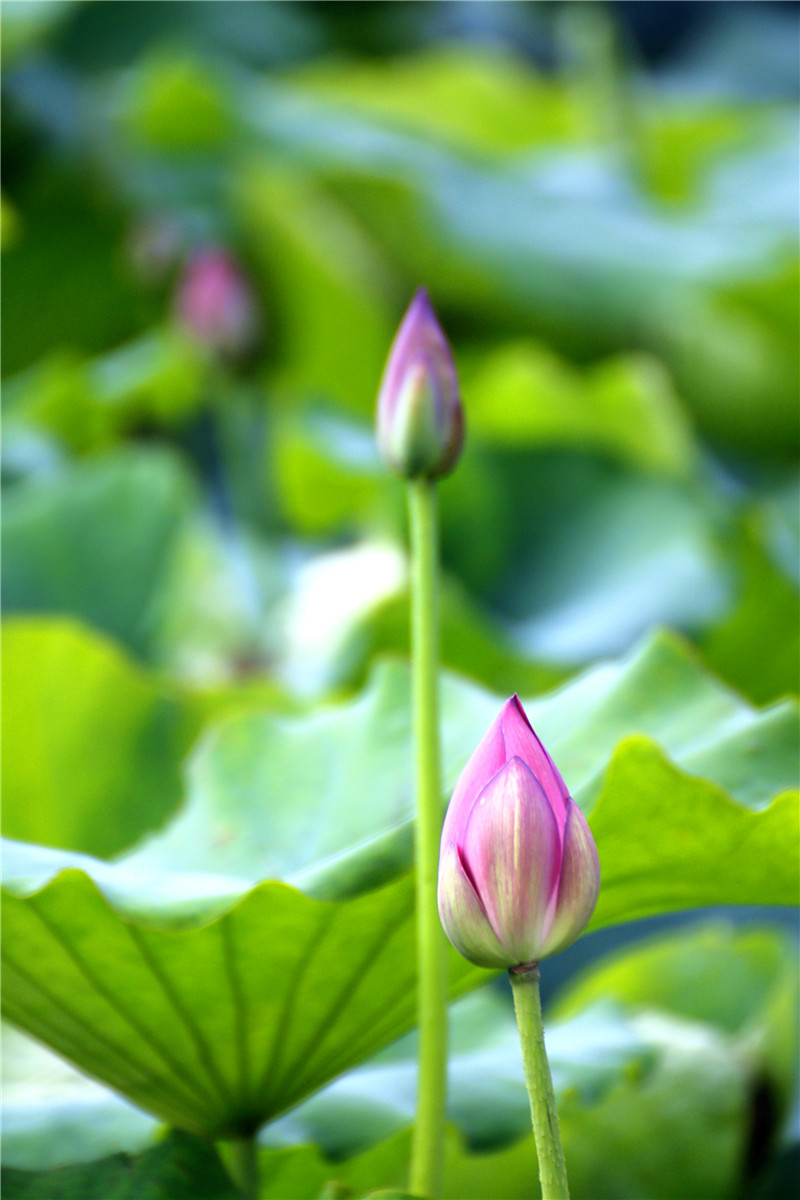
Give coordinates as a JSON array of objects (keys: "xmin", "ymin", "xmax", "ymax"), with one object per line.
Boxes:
[{"xmin": 1, "ymin": 1130, "xmax": 239, "ymax": 1200}]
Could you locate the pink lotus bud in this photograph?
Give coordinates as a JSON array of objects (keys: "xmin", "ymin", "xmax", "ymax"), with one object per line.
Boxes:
[
  {"xmin": 438, "ymin": 696, "xmax": 600, "ymax": 969},
  {"xmin": 175, "ymin": 247, "xmax": 259, "ymax": 358},
  {"xmin": 376, "ymin": 288, "xmax": 464, "ymax": 480}
]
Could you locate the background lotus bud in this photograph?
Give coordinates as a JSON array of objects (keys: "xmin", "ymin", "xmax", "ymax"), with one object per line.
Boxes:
[
  {"xmin": 376, "ymin": 287, "xmax": 464, "ymax": 480},
  {"xmin": 438, "ymin": 696, "xmax": 600, "ymax": 969},
  {"xmin": 175, "ymin": 247, "xmax": 259, "ymax": 358}
]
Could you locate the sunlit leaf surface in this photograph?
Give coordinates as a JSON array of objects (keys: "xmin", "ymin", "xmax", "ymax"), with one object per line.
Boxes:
[{"xmin": 2, "ymin": 631, "xmax": 796, "ymax": 1139}]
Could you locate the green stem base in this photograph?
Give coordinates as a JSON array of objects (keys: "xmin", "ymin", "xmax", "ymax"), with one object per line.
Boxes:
[
  {"xmin": 227, "ymin": 1134, "xmax": 259, "ymax": 1200},
  {"xmin": 509, "ymin": 964, "xmax": 570, "ymax": 1200},
  {"xmin": 407, "ymin": 478, "xmax": 448, "ymax": 1199}
]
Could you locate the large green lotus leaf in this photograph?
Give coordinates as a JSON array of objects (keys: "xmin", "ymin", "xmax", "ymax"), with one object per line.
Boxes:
[
  {"xmin": 236, "ymin": 163, "xmax": 394, "ymax": 416},
  {"xmin": 461, "ymin": 342, "xmax": 694, "ymax": 476},
  {"xmin": 3, "ymin": 631, "xmax": 797, "ymax": 1142},
  {"xmin": 290, "ymin": 46, "xmax": 604, "ymax": 156},
  {"xmin": 2, "ymin": 964, "xmax": 761, "ymax": 1198},
  {"xmin": 0, "ymin": 988, "xmax": 646, "ymax": 1172},
  {"xmin": 1, "ymin": 1130, "xmax": 239, "ymax": 1200},
  {"xmin": 4, "ymin": 929, "xmax": 789, "ymax": 1197},
  {"xmin": 2, "ymin": 448, "xmax": 195, "ymax": 657},
  {"xmin": 1, "ymin": 615, "xmax": 293, "ymax": 859},
  {"xmin": 92, "ymin": 629, "xmax": 798, "ymax": 904},
  {"xmin": 588, "ymin": 747, "xmax": 797, "ymax": 928},
  {"xmin": 3, "ymin": 333, "xmax": 208, "ymax": 455},
  {"xmin": 1, "ymin": 868, "xmax": 482, "ymax": 1138},
  {"xmin": 703, "ymin": 512, "xmax": 800, "ymax": 705},
  {"xmin": 242, "ymin": 77, "xmax": 797, "ymax": 453},
  {"xmin": 494, "ymin": 463, "xmax": 730, "ymax": 664},
  {"xmin": 1, "ymin": 618, "xmax": 199, "ymax": 858}
]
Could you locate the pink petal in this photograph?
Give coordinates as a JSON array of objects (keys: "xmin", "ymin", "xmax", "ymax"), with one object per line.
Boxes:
[
  {"xmin": 540, "ymin": 800, "xmax": 600, "ymax": 958},
  {"xmin": 462, "ymin": 757, "xmax": 562, "ymax": 965},
  {"xmin": 377, "ymin": 288, "xmax": 457, "ymax": 428},
  {"xmin": 500, "ymin": 696, "xmax": 570, "ymax": 835},
  {"xmin": 440, "ymin": 706, "xmax": 507, "ymax": 850},
  {"xmin": 437, "ymin": 842, "xmax": 512, "ymax": 969}
]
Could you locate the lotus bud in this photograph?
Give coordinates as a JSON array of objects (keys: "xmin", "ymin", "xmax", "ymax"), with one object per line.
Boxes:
[
  {"xmin": 438, "ymin": 696, "xmax": 600, "ymax": 969},
  {"xmin": 376, "ymin": 288, "xmax": 464, "ymax": 480},
  {"xmin": 175, "ymin": 247, "xmax": 259, "ymax": 358}
]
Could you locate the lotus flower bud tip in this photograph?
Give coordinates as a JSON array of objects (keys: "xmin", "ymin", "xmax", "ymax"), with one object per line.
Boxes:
[
  {"xmin": 175, "ymin": 247, "xmax": 259, "ymax": 358},
  {"xmin": 438, "ymin": 695, "xmax": 600, "ymax": 969},
  {"xmin": 376, "ymin": 287, "xmax": 464, "ymax": 480}
]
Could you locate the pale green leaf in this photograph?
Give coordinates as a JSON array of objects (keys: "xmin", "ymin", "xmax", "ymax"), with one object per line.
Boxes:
[
  {"xmin": 2, "ymin": 632, "xmax": 796, "ymax": 1142},
  {"xmin": 462, "ymin": 342, "xmax": 694, "ymax": 475},
  {"xmin": 1, "ymin": 618, "xmax": 195, "ymax": 858},
  {"xmin": 2, "ymin": 449, "xmax": 195, "ymax": 657}
]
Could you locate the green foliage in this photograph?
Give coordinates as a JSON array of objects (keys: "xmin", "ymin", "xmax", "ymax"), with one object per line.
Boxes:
[
  {"xmin": 261, "ymin": 924, "xmax": 795, "ymax": 1199},
  {"xmin": 238, "ymin": 165, "xmax": 393, "ymax": 415},
  {"xmin": 0, "ymin": 172, "xmax": 148, "ymax": 377},
  {"xmin": 2, "ymin": 1130, "xmax": 239, "ymax": 1200},
  {"xmin": 703, "ymin": 514, "xmax": 800, "ymax": 704},
  {"xmin": 1, "ymin": 866, "xmax": 481, "ymax": 1138},
  {"xmin": 462, "ymin": 342, "xmax": 694, "ymax": 475},
  {"xmin": 1, "ymin": 619, "xmax": 195, "ymax": 857},
  {"xmin": 553, "ymin": 924, "xmax": 799, "ymax": 1104},
  {"xmin": 4, "ymin": 333, "xmax": 208, "ymax": 454},
  {"xmin": 291, "ymin": 47, "xmax": 603, "ymax": 155},
  {"xmin": 3, "ymin": 449, "xmax": 195, "ymax": 656},
  {"xmin": 2, "ymin": 6, "xmax": 799, "ymax": 1197},
  {"xmin": 119, "ymin": 56, "xmax": 235, "ymax": 152},
  {"xmin": 7, "ymin": 923, "xmax": 794, "ymax": 1199},
  {"xmin": 2, "ymin": 633, "xmax": 796, "ymax": 1147}
]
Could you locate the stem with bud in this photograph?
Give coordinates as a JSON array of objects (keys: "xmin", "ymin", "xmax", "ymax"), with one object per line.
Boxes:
[
  {"xmin": 407, "ymin": 477, "xmax": 448, "ymax": 1199},
  {"xmin": 509, "ymin": 964, "xmax": 570, "ymax": 1200}
]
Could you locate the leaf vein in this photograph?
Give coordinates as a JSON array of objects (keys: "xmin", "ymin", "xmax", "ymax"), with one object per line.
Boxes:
[{"xmin": 25, "ymin": 897, "xmax": 219, "ymax": 1123}]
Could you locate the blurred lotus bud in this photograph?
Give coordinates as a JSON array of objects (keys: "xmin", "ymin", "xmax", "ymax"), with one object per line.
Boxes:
[
  {"xmin": 376, "ymin": 288, "xmax": 463, "ymax": 480},
  {"xmin": 175, "ymin": 247, "xmax": 259, "ymax": 358},
  {"xmin": 438, "ymin": 696, "xmax": 600, "ymax": 969}
]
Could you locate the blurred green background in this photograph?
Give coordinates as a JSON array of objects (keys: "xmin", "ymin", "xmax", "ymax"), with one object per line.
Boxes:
[{"xmin": 2, "ymin": 2, "xmax": 798, "ymax": 1198}]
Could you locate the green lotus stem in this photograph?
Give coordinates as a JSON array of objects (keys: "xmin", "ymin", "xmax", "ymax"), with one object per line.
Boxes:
[
  {"xmin": 407, "ymin": 477, "xmax": 448, "ymax": 1199},
  {"xmin": 509, "ymin": 964, "xmax": 569, "ymax": 1200},
  {"xmin": 228, "ymin": 1133, "xmax": 259, "ymax": 1200}
]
